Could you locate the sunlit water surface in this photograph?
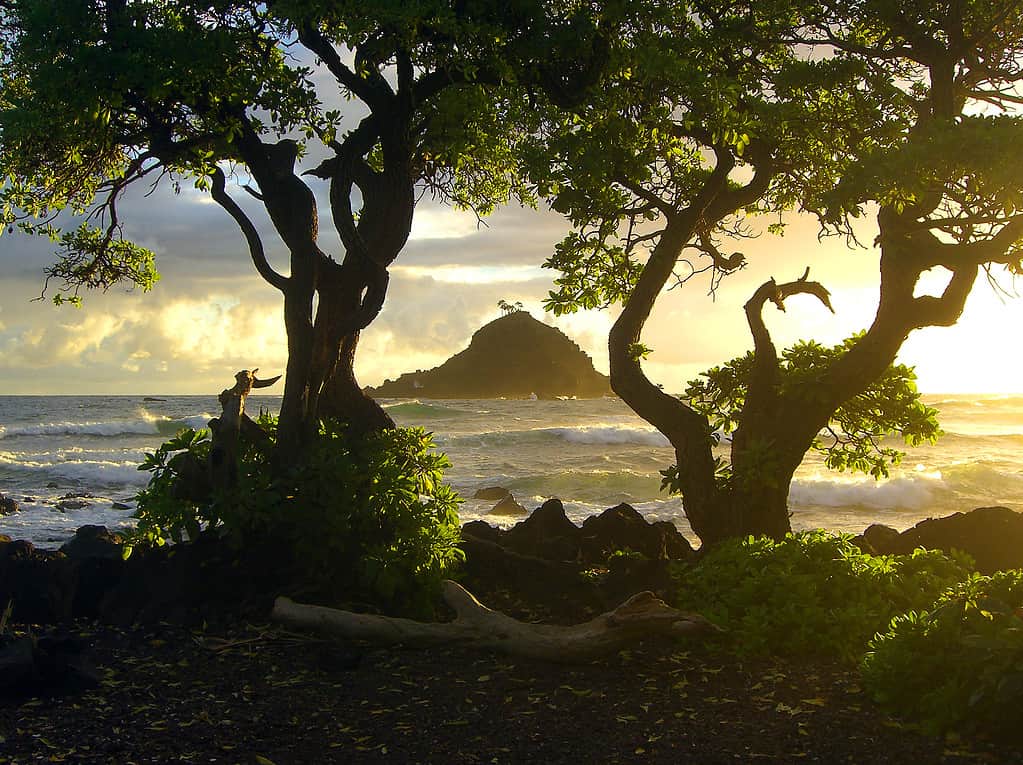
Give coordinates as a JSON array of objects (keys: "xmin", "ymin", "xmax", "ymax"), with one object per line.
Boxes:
[{"xmin": 1, "ymin": 394, "xmax": 1020, "ymax": 546}]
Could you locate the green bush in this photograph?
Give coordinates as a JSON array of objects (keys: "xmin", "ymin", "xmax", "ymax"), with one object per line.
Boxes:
[
  {"xmin": 862, "ymin": 569, "xmax": 1023, "ymax": 735},
  {"xmin": 134, "ymin": 427, "xmax": 213, "ymax": 548},
  {"xmin": 133, "ymin": 419, "xmax": 463, "ymax": 615},
  {"xmin": 671, "ymin": 530, "xmax": 970, "ymax": 661}
]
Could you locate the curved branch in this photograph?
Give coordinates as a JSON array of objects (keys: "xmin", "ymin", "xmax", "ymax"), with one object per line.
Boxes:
[
  {"xmin": 696, "ymin": 230, "xmax": 746, "ymax": 273},
  {"xmin": 297, "ymin": 21, "xmax": 390, "ymax": 111},
  {"xmin": 693, "ymin": 146, "xmax": 736, "ymax": 216},
  {"xmin": 704, "ymin": 141, "xmax": 776, "ymax": 221},
  {"xmin": 210, "ymin": 167, "xmax": 289, "ymax": 292},
  {"xmin": 907, "ymin": 264, "xmax": 978, "ymax": 328},
  {"xmin": 744, "ymin": 268, "xmax": 835, "ymax": 386},
  {"xmin": 929, "ymin": 215, "xmax": 1023, "ymax": 268}
]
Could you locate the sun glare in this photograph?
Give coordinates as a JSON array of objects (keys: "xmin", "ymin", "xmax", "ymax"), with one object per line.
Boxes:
[{"xmin": 900, "ymin": 275, "xmax": 1023, "ymax": 394}]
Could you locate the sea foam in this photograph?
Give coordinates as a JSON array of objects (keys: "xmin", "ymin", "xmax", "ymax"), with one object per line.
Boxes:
[
  {"xmin": 789, "ymin": 471, "xmax": 946, "ymax": 510},
  {"xmin": 541, "ymin": 425, "xmax": 671, "ymax": 447},
  {"xmin": 0, "ymin": 413, "xmax": 213, "ymax": 440},
  {"xmin": 0, "ymin": 451, "xmax": 148, "ymax": 487}
]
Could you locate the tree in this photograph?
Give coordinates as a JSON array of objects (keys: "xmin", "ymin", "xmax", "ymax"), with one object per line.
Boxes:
[
  {"xmin": 497, "ymin": 299, "xmax": 524, "ymax": 315},
  {"xmin": 0, "ymin": 0, "xmax": 609, "ymax": 459},
  {"xmin": 533, "ymin": 0, "xmax": 1023, "ymax": 546}
]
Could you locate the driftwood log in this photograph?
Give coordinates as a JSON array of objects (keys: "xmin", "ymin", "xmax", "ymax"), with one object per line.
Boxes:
[{"xmin": 272, "ymin": 580, "xmax": 717, "ymax": 663}]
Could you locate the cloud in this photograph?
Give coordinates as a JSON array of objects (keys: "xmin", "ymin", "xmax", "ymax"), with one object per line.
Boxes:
[{"xmin": 2, "ymin": 170, "xmax": 1020, "ymax": 395}]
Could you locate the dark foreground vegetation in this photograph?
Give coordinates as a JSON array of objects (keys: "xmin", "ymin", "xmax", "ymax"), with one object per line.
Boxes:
[{"xmin": 4, "ymin": 498, "xmax": 1023, "ymax": 764}]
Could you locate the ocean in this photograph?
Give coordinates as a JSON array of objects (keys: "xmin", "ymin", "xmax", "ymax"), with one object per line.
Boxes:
[{"xmin": 1, "ymin": 394, "xmax": 1021, "ymax": 548}]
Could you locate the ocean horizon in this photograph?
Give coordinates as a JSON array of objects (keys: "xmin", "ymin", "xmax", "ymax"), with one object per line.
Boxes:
[{"xmin": 1, "ymin": 393, "xmax": 1021, "ymax": 548}]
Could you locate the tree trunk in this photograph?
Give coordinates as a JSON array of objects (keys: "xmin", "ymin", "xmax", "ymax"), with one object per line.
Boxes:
[
  {"xmin": 272, "ymin": 580, "xmax": 717, "ymax": 663},
  {"xmin": 318, "ymin": 330, "xmax": 396, "ymax": 436}
]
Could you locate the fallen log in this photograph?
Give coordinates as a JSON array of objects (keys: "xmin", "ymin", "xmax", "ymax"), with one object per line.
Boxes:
[{"xmin": 272, "ymin": 580, "xmax": 717, "ymax": 663}]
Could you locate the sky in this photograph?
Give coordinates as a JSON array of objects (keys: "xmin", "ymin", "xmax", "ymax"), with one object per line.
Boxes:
[{"xmin": 1, "ymin": 171, "xmax": 1021, "ymax": 396}]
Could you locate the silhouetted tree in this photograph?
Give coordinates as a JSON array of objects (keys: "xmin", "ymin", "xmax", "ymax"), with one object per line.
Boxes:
[{"xmin": 0, "ymin": 0, "xmax": 610, "ymax": 458}]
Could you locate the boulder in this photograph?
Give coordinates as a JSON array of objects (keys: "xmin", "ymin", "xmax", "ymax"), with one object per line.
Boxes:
[
  {"xmin": 490, "ymin": 494, "xmax": 527, "ymax": 516},
  {"xmin": 111, "ymin": 501, "xmax": 132, "ymax": 511},
  {"xmin": 473, "ymin": 486, "xmax": 511, "ymax": 501},
  {"xmin": 461, "ymin": 520, "xmax": 503, "ymax": 544},
  {"xmin": 601, "ymin": 556, "xmax": 676, "ymax": 606},
  {"xmin": 0, "ymin": 494, "xmax": 18, "ymax": 515},
  {"xmin": 60, "ymin": 525, "xmax": 124, "ymax": 562},
  {"xmin": 579, "ymin": 503, "xmax": 693, "ymax": 563},
  {"xmin": 458, "ymin": 535, "xmax": 603, "ymax": 620},
  {"xmin": 0, "ymin": 540, "xmax": 76, "ymax": 624},
  {"xmin": 888, "ymin": 506, "xmax": 1023, "ymax": 574},
  {"xmin": 60, "ymin": 523, "xmax": 127, "ymax": 619},
  {"xmin": 858, "ymin": 523, "xmax": 901, "ymax": 555},
  {"xmin": 0, "ymin": 632, "xmax": 99, "ymax": 699},
  {"xmin": 503, "ymin": 499, "xmax": 582, "ymax": 561},
  {"xmin": 0, "ymin": 637, "xmax": 36, "ymax": 695},
  {"xmin": 55, "ymin": 499, "xmax": 90, "ymax": 512}
]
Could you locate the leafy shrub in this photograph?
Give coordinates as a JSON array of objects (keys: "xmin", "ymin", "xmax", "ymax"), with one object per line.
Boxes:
[
  {"xmin": 134, "ymin": 420, "xmax": 463, "ymax": 615},
  {"xmin": 671, "ymin": 530, "xmax": 969, "ymax": 661},
  {"xmin": 671, "ymin": 336, "xmax": 940, "ymax": 494},
  {"xmin": 133, "ymin": 427, "xmax": 213, "ymax": 545},
  {"xmin": 863, "ymin": 570, "xmax": 1023, "ymax": 735}
]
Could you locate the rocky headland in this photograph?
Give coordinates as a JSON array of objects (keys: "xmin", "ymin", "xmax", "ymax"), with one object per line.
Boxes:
[{"xmin": 366, "ymin": 310, "xmax": 612, "ymax": 399}]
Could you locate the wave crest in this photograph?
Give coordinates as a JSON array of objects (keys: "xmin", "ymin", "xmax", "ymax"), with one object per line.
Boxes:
[
  {"xmin": 790, "ymin": 472, "xmax": 946, "ymax": 510},
  {"xmin": 0, "ymin": 413, "xmax": 213, "ymax": 440},
  {"xmin": 542, "ymin": 425, "xmax": 670, "ymax": 447}
]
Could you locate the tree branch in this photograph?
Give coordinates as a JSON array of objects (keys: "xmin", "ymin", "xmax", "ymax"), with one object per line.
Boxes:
[
  {"xmin": 907, "ymin": 265, "xmax": 978, "ymax": 328},
  {"xmin": 705, "ymin": 141, "xmax": 776, "ymax": 221},
  {"xmin": 210, "ymin": 167, "xmax": 289, "ymax": 292},
  {"xmin": 616, "ymin": 175, "xmax": 675, "ymax": 218},
  {"xmin": 297, "ymin": 21, "xmax": 390, "ymax": 111},
  {"xmin": 744, "ymin": 268, "xmax": 835, "ymax": 380},
  {"xmin": 929, "ymin": 215, "xmax": 1023, "ymax": 268}
]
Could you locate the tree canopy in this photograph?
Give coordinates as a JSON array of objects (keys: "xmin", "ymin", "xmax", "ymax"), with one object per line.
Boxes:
[
  {"xmin": 531, "ymin": 0, "xmax": 1023, "ymax": 544},
  {"xmin": 0, "ymin": 0, "xmax": 609, "ymax": 452}
]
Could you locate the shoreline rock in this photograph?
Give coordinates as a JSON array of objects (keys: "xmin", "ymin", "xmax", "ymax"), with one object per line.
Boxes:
[
  {"xmin": 4, "ymin": 505, "xmax": 1020, "ymax": 632},
  {"xmin": 864, "ymin": 506, "xmax": 1023, "ymax": 573},
  {"xmin": 0, "ymin": 494, "xmax": 19, "ymax": 516},
  {"xmin": 489, "ymin": 494, "xmax": 527, "ymax": 516}
]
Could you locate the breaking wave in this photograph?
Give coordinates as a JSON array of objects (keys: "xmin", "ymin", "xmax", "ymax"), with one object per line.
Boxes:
[
  {"xmin": 789, "ymin": 471, "xmax": 947, "ymax": 511},
  {"xmin": 382, "ymin": 400, "xmax": 466, "ymax": 419},
  {"xmin": 542, "ymin": 425, "xmax": 671, "ymax": 447},
  {"xmin": 0, "ymin": 412, "xmax": 213, "ymax": 440}
]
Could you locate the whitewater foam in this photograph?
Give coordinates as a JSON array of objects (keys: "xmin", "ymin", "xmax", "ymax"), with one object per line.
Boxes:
[
  {"xmin": 541, "ymin": 425, "xmax": 671, "ymax": 447},
  {"xmin": 0, "ymin": 413, "xmax": 214, "ymax": 440},
  {"xmin": 0, "ymin": 420, "xmax": 160, "ymax": 438},
  {"xmin": 0, "ymin": 451, "xmax": 148, "ymax": 487},
  {"xmin": 789, "ymin": 471, "xmax": 946, "ymax": 510}
]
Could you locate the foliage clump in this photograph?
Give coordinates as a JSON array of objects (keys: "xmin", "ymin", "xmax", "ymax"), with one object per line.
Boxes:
[
  {"xmin": 134, "ymin": 420, "xmax": 463, "ymax": 615},
  {"xmin": 674, "ymin": 334, "xmax": 941, "ymax": 488},
  {"xmin": 863, "ymin": 570, "xmax": 1023, "ymax": 736},
  {"xmin": 671, "ymin": 531, "xmax": 969, "ymax": 662}
]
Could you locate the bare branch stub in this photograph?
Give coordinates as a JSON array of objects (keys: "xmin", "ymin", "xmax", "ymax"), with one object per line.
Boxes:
[{"xmin": 210, "ymin": 370, "xmax": 280, "ymax": 492}]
